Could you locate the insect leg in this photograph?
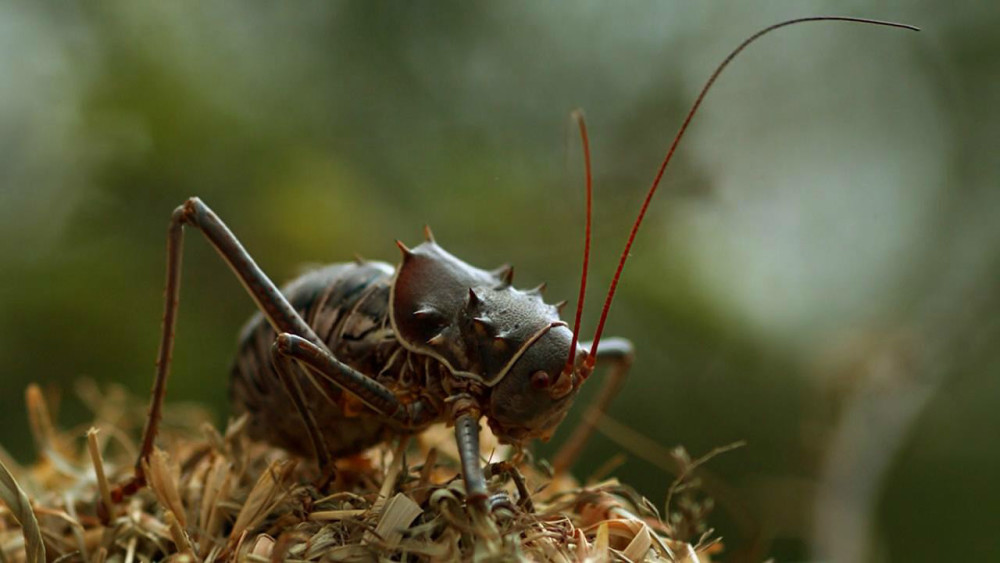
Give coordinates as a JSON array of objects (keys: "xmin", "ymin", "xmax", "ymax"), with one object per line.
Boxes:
[
  {"xmin": 551, "ymin": 337, "xmax": 634, "ymax": 475},
  {"xmin": 116, "ymin": 197, "xmax": 325, "ymax": 501},
  {"xmin": 274, "ymin": 333, "xmax": 438, "ymax": 428},
  {"xmin": 276, "ymin": 336, "xmax": 502, "ymax": 512},
  {"xmin": 172, "ymin": 198, "xmax": 322, "ymax": 340},
  {"xmin": 270, "ymin": 342, "xmax": 334, "ymax": 471},
  {"xmin": 449, "ymin": 396, "xmax": 518, "ymax": 514},
  {"xmin": 453, "ymin": 406, "xmax": 489, "ymax": 510}
]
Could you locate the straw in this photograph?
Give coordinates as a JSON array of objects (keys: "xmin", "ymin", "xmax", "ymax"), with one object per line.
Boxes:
[
  {"xmin": 0, "ymin": 383, "xmax": 729, "ymax": 561},
  {"xmin": 0, "ymin": 457, "xmax": 44, "ymax": 563}
]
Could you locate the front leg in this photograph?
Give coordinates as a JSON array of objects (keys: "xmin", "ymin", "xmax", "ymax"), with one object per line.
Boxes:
[
  {"xmin": 551, "ymin": 337, "xmax": 634, "ymax": 475},
  {"xmin": 451, "ymin": 397, "xmax": 489, "ymax": 511}
]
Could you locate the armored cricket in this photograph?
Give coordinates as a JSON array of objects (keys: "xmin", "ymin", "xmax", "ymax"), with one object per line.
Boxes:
[{"xmin": 112, "ymin": 17, "xmax": 918, "ymax": 512}]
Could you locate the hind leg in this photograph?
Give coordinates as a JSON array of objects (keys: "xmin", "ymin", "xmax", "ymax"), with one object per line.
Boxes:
[{"xmin": 115, "ymin": 198, "xmax": 329, "ymax": 501}]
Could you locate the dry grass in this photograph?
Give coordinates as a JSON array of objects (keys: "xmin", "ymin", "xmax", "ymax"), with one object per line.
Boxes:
[{"xmin": 0, "ymin": 382, "xmax": 722, "ymax": 562}]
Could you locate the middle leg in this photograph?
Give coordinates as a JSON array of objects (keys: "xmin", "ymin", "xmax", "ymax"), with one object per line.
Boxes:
[
  {"xmin": 277, "ymin": 333, "xmax": 506, "ymax": 514},
  {"xmin": 273, "ymin": 333, "xmax": 436, "ymax": 428}
]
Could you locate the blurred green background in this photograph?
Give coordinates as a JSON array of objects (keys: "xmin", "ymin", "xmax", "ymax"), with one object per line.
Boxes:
[{"xmin": 1, "ymin": 2, "xmax": 997, "ymax": 561}]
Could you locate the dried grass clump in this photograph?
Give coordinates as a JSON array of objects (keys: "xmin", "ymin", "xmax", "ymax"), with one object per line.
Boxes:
[{"xmin": 0, "ymin": 382, "xmax": 722, "ymax": 562}]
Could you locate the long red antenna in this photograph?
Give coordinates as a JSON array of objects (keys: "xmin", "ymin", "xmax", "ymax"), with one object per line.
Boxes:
[
  {"xmin": 585, "ymin": 16, "xmax": 919, "ymax": 364},
  {"xmin": 564, "ymin": 110, "xmax": 592, "ymax": 375}
]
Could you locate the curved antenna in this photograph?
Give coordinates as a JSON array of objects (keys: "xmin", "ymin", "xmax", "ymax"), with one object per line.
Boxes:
[
  {"xmin": 585, "ymin": 16, "xmax": 919, "ymax": 364},
  {"xmin": 564, "ymin": 110, "xmax": 593, "ymax": 375}
]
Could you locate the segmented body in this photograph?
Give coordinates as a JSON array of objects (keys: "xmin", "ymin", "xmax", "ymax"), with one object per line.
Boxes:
[{"xmin": 229, "ymin": 261, "xmax": 447, "ymax": 457}]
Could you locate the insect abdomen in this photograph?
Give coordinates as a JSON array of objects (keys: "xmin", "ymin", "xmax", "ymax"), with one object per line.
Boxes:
[{"xmin": 229, "ymin": 261, "xmax": 403, "ymax": 458}]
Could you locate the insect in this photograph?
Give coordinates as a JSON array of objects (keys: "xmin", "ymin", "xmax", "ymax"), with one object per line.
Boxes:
[{"xmin": 112, "ymin": 17, "xmax": 917, "ymax": 511}]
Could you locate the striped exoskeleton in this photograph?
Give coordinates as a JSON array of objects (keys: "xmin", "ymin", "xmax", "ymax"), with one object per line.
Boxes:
[{"xmin": 114, "ymin": 17, "xmax": 917, "ymax": 512}]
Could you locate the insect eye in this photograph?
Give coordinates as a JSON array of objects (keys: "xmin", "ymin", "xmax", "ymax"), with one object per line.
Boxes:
[{"xmin": 530, "ymin": 370, "xmax": 551, "ymax": 389}]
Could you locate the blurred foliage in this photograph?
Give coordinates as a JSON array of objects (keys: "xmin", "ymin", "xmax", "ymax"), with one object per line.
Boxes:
[{"xmin": 1, "ymin": 3, "xmax": 998, "ymax": 561}]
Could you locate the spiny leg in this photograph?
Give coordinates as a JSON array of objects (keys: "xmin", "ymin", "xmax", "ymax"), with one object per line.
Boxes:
[
  {"xmin": 551, "ymin": 337, "xmax": 634, "ymax": 475},
  {"xmin": 117, "ymin": 197, "xmax": 327, "ymax": 501}
]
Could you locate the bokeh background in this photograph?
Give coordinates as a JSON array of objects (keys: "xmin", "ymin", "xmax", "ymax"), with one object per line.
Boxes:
[{"xmin": 1, "ymin": 2, "xmax": 997, "ymax": 561}]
